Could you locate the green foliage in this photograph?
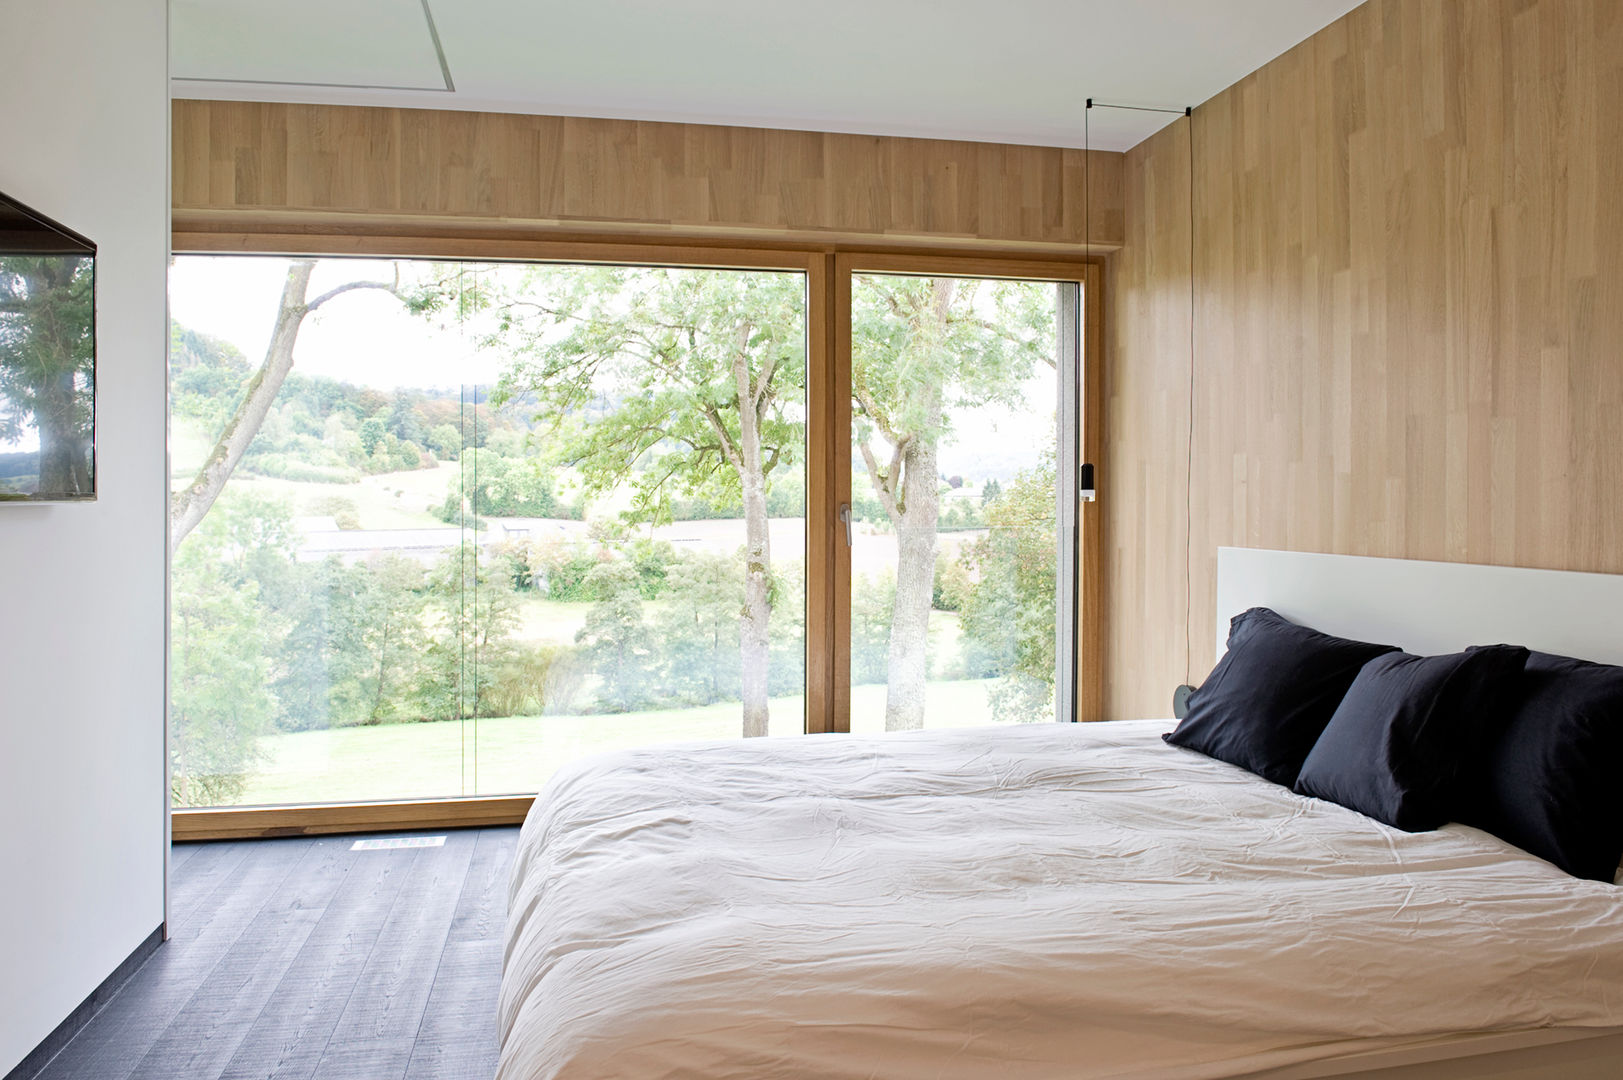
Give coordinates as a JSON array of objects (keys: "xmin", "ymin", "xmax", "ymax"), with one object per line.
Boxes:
[
  {"xmin": 957, "ymin": 457, "xmax": 1059, "ymax": 721},
  {"xmin": 932, "ymin": 552, "xmax": 972, "ymax": 612},
  {"xmin": 850, "ymin": 276, "xmax": 1054, "ymax": 502},
  {"xmin": 169, "ymin": 309, "xmax": 527, "ymax": 484},
  {"xmin": 527, "ymin": 537, "xmax": 603, "ymax": 601},
  {"xmin": 427, "ymin": 422, "xmax": 461, "ymax": 461},
  {"xmin": 663, "ymin": 471, "xmax": 808, "ymax": 521},
  {"xmin": 938, "ymin": 498, "xmax": 986, "ymax": 531},
  {"xmin": 418, "ymin": 548, "xmax": 522, "ymax": 721},
  {"xmin": 169, "ymin": 495, "xmax": 284, "ymax": 804},
  {"xmin": 434, "ymin": 448, "xmax": 580, "ymax": 522},
  {"xmin": 358, "ymin": 416, "xmax": 386, "ymax": 457},
  {"xmin": 766, "ymin": 558, "xmax": 807, "ymax": 697},
  {"xmin": 851, "ymin": 570, "xmax": 895, "ymax": 685},
  {"xmin": 651, "ymin": 551, "xmax": 742, "ymax": 705},
  {"xmin": 323, "ymin": 555, "xmax": 433, "ymax": 726},
  {"xmin": 488, "ymin": 265, "xmax": 807, "ymax": 524},
  {"xmin": 170, "ymin": 323, "xmax": 252, "ymax": 428},
  {"xmin": 576, "ymin": 560, "xmax": 655, "ymax": 712},
  {"xmin": 482, "ymin": 643, "xmax": 587, "ymax": 717}
]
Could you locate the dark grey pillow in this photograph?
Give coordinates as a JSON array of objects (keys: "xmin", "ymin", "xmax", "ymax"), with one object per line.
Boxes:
[
  {"xmin": 1459, "ymin": 652, "xmax": 1623, "ymax": 881},
  {"xmin": 1295, "ymin": 645, "xmax": 1530, "ymax": 832},
  {"xmin": 1163, "ymin": 608, "xmax": 1399, "ymax": 787}
]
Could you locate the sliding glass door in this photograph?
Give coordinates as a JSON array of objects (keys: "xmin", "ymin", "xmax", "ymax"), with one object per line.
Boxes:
[
  {"xmin": 844, "ymin": 267, "xmax": 1080, "ymax": 732},
  {"xmin": 168, "ymin": 247, "xmax": 1093, "ymax": 815}
]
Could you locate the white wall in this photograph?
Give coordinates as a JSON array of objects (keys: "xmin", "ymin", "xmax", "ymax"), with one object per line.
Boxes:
[{"xmin": 0, "ymin": 0, "xmax": 169, "ymax": 1073}]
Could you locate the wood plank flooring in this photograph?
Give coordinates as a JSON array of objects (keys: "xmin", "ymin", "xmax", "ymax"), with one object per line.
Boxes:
[{"xmin": 26, "ymin": 828, "xmax": 518, "ymax": 1080}]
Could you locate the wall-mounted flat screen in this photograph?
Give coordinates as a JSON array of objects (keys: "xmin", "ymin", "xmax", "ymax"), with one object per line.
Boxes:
[{"xmin": 0, "ymin": 190, "xmax": 96, "ymax": 501}]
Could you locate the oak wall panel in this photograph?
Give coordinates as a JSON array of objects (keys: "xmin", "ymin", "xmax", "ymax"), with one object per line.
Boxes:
[
  {"xmin": 1105, "ymin": 0, "xmax": 1623, "ymax": 718},
  {"xmin": 171, "ymin": 100, "xmax": 1125, "ymax": 252}
]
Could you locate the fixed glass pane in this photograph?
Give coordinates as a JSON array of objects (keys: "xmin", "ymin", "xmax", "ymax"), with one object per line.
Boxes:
[
  {"xmin": 169, "ymin": 255, "xmax": 479, "ymax": 807},
  {"xmin": 848, "ymin": 273, "xmax": 1075, "ymax": 733},
  {"xmin": 168, "ymin": 256, "xmax": 808, "ymax": 808}
]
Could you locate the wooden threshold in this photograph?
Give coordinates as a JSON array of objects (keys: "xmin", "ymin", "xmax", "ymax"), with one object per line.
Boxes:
[{"xmin": 171, "ymin": 795, "xmax": 534, "ymax": 842}]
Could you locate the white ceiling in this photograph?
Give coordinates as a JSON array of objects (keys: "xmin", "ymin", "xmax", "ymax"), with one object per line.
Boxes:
[{"xmin": 171, "ymin": 0, "xmax": 1364, "ymax": 152}]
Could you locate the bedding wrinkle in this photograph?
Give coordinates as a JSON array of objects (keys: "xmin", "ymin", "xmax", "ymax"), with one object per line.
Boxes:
[{"xmin": 500, "ymin": 721, "xmax": 1623, "ymax": 1080}]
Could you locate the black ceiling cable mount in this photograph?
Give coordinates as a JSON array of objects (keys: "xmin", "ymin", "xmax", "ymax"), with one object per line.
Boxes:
[{"xmin": 1085, "ymin": 99, "xmax": 1192, "ymax": 116}]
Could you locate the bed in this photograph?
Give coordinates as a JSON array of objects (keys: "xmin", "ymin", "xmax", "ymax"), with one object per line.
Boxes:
[{"xmin": 499, "ymin": 550, "xmax": 1623, "ymax": 1079}]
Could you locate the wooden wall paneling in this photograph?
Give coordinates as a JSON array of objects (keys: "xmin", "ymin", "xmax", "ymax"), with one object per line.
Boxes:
[
  {"xmin": 1105, "ymin": 0, "xmax": 1623, "ymax": 719},
  {"xmin": 1104, "ymin": 116, "xmax": 1194, "ymax": 719},
  {"xmin": 171, "ymin": 101, "xmax": 1126, "ymax": 253}
]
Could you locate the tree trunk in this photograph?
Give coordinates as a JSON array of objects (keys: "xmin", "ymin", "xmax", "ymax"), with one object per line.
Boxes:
[
  {"xmin": 168, "ymin": 262, "xmax": 404, "ymax": 549},
  {"xmin": 736, "ymin": 352, "xmax": 773, "ymax": 738},
  {"xmin": 15, "ymin": 258, "xmax": 93, "ymax": 496},
  {"xmin": 885, "ymin": 436, "xmax": 940, "ymax": 730},
  {"xmin": 740, "ymin": 466, "xmax": 772, "ymax": 736},
  {"xmin": 170, "ymin": 261, "xmax": 315, "ymax": 548},
  {"xmin": 35, "ymin": 372, "xmax": 90, "ymax": 495},
  {"xmin": 883, "ymin": 277, "xmax": 953, "ymax": 731}
]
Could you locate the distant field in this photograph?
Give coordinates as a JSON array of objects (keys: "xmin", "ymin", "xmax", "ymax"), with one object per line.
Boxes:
[
  {"xmin": 218, "ymin": 463, "xmax": 457, "ymax": 530},
  {"xmin": 229, "ymin": 679, "xmax": 1016, "ymax": 806}
]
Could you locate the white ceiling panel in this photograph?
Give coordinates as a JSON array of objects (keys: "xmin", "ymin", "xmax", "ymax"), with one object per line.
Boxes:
[
  {"xmin": 172, "ymin": 0, "xmax": 450, "ymax": 91},
  {"xmin": 171, "ymin": 0, "xmax": 1364, "ymax": 151}
]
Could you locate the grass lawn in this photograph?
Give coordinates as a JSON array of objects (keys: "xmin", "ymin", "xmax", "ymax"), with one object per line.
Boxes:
[
  {"xmin": 233, "ymin": 678, "xmax": 1016, "ymax": 806},
  {"xmin": 513, "ymin": 595, "xmax": 593, "ymax": 642}
]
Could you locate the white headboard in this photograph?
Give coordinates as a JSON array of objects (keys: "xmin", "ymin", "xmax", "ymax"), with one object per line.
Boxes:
[{"xmin": 1215, "ymin": 548, "xmax": 1623, "ymax": 667}]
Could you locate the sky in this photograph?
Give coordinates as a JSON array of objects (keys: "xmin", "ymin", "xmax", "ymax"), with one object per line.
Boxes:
[
  {"xmin": 167, "ymin": 255, "xmax": 1063, "ymax": 483},
  {"xmin": 169, "ymin": 255, "xmax": 499, "ymax": 389}
]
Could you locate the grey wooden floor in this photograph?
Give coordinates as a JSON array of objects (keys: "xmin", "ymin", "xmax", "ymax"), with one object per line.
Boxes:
[{"xmin": 31, "ymin": 828, "xmax": 517, "ymax": 1080}]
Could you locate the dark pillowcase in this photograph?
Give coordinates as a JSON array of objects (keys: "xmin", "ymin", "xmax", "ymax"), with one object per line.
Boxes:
[
  {"xmin": 1163, "ymin": 607, "xmax": 1399, "ymax": 787},
  {"xmin": 1294, "ymin": 645, "xmax": 1530, "ymax": 832},
  {"xmin": 1459, "ymin": 652, "xmax": 1623, "ymax": 882}
]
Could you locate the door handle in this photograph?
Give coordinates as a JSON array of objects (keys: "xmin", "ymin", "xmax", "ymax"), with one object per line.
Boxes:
[{"xmin": 839, "ymin": 503, "xmax": 853, "ymax": 546}]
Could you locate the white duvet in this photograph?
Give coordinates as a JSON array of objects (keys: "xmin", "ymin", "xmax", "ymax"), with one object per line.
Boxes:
[{"xmin": 499, "ymin": 720, "xmax": 1623, "ymax": 1080}]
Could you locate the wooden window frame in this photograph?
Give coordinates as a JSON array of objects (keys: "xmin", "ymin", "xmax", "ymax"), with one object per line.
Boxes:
[{"xmin": 169, "ymin": 231, "xmax": 1102, "ymax": 841}]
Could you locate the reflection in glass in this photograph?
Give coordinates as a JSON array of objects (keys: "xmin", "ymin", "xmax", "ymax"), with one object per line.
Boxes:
[{"xmin": 0, "ymin": 193, "xmax": 96, "ymax": 501}]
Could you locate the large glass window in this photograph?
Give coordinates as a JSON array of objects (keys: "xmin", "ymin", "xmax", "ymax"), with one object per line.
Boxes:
[
  {"xmin": 168, "ymin": 252, "xmax": 1090, "ymax": 814},
  {"xmin": 168, "ymin": 256, "xmax": 807, "ymax": 807}
]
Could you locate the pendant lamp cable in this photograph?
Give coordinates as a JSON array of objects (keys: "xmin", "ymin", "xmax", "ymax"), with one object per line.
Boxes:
[
  {"xmin": 1084, "ymin": 100, "xmax": 1198, "ymax": 689},
  {"xmin": 1184, "ymin": 109, "xmax": 1196, "ymax": 687}
]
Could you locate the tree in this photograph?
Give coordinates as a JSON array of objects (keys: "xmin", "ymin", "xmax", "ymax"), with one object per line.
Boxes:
[
  {"xmin": 0, "ymin": 256, "xmax": 95, "ymax": 495},
  {"xmin": 850, "ymin": 276, "xmax": 1054, "ymax": 729},
  {"xmin": 418, "ymin": 547, "xmax": 520, "ymax": 721},
  {"xmin": 169, "ymin": 502, "xmax": 277, "ymax": 805},
  {"xmin": 358, "ymin": 416, "xmax": 387, "ymax": 457},
  {"xmin": 168, "ymin": 259, "xmax": 432, "ymax": 547},
  {"xmin": 428, "ymin": 422, "xmax": 462, "ymax": 461},
  {"xmin": 488, "ymin": 266, "xmax": 805, "ymax": 737},
  {"xmin": 576, "ymin": 559, "xmax": 655, "ymax": 712},
  {"xmin": 653, "ymin": 550, "xmax": 743, "ymax": 706},
  {"xmin": 958, "ymin": 457, "xmax": 1059, "ymax": 721},
  {"xmin": 324, "ymin": 555, "xmax": 432, "ymax": 726},
  {"xmin": 435, "ymin": 447, "xmax": 572, "ymax": 521}
]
